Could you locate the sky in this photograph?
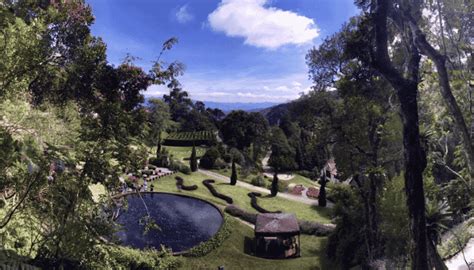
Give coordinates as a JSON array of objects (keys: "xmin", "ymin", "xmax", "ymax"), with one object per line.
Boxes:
[{"xmin": 86, "ymin": 0, "xmax": 359, "ymax": 103}]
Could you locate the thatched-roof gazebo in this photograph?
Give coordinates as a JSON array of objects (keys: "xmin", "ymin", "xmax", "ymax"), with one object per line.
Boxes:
[{"xmin": 254, "ymin": 213, "xmax": 300, "ymax": 259}]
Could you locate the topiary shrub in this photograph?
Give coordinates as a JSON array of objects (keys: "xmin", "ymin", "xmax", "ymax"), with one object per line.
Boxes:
[
  {"xmin": 250, "ymin": 175, "xmax": 267, "ymax": 187},
  {"xmin": 247, "ymin": 192, "xmax": 281, "ymax": 213},
  {"xmin": 224, "ymin": 205, "xmax": 257, "ymax": 224},
  {"xmin": 202, "ymin": 179, "xmax": 233, "ymax": 204},
  {"xmin": 199, "ymin": 147, "xmax": 220, "ymax": 169},
  {"xmin": 230, "ymin": 160, "xmax": 237, "ymax": 185},
  {"xmin": 169, "ymin": 161, "xmax": 191, "ymax": 175},
  {"xmin": 175, "ymin": 176, "xmax": 198, "ymax": 191}
]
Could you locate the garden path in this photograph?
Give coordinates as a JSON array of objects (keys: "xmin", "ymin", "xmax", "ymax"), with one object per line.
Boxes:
[{"xmin": 198, "ymin": 169, "xmax": 332, "ymax": 207}]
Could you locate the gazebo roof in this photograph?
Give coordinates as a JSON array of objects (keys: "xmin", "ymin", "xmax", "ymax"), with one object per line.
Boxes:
[{"xmin": 255, "ymin": 213, "xmax": 300, "ymax": 235}]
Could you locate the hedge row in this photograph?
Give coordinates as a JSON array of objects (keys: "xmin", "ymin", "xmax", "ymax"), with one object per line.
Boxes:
[
  {"xmin": 202, "ymin": 179, "xmax": 233, "ymax": 204},
  {"xmin": 224, "ymin": 205, "xmax": 335, "ymax": 236},
  {"xmin": 185, "ymin": 214, "xmax": 234, "ymax": 257},
  {"xmin": 224, "ymin": 205, "xmax": 257, "ymax": 224},
  {"xmin": 247, "ymin": 192, "xmax": 281, "ymax": 214},
  {"xmin": 175, "ymin": 176, "xmax": 198, "ymax": 191}
]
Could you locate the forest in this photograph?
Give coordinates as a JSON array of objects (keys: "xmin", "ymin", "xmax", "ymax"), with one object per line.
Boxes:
[{"xmin": 0, "ymin": 0, "xmax": 472, "ymax": 269}]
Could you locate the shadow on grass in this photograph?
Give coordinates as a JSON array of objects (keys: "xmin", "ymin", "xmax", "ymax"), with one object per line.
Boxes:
[
  {"xmin": 243, "ymin": 236, "xmax": 255, "ymax": 256},
  {"xmin": 216, "ymin": 182, "xmax": 231, "ymax": 186}
]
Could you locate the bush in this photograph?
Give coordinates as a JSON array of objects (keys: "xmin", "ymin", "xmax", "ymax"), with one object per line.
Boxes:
[
  {"xmin": 202, "ymin": 179, "xmax": 233, "ymax": 204},
  {"xmin": 247, "ymin": 192, "xmax": 281, "ymax": 213},
  {"xmin": 175, "ymin": 176, "xmax": 198, "ymax": 191},
  {"xmin": 224, "ymin": 205, "xmax": 257, "ymax": 224},
  {"xmin": 298, "ymin": 220, "xmax": 335, "ymax": 236},
  {"xmin": 199, "ymin": 147, "xmax": 220, "ymax": 169},
  {"xmin": 251, "ymin": 175, "xmax": 267, "ymax": 187},
  {"xmin": 214, "ymin": 158, "xmax": 227, "ymax": 169},
  {"xmin": 169, "ymin": 161, "xmax": 191, "ymax": 175},
  {"xmin": 186, "ymin": 215, "xmax": 233, "ymax": 257}
]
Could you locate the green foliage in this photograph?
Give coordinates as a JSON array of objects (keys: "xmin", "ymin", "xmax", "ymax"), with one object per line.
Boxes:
[
  {"xmin": 83, "ymin": 245, "xmax": 182, "ymax": 270},
  {"xmin": 379, "ymin": 175, "xmax": 410, "ymax": 263},
  {"xmin": 199, "ymin": 147, "xmax": 220, "ymax": 169},
  {"xmin": 251, "ymin": 175, "xmax": 267, "ymax": 188},
  {"xmin": 270, "ymin": 174, "xmax": 279, "ymax": 196},
  {"xmin": 190, "ymin": 144, "xmax": 198, "ymax": 172},
  {"xmin": 326, "ymin": 184, "xmax": 365, "ymax": 268},
  {"xmin": 268, "ymin": 127, "xmax": 297, "ymax": 171},
  {"xmin": 186, "ymin": 214, "xmax": 233, "ymax": 257}
]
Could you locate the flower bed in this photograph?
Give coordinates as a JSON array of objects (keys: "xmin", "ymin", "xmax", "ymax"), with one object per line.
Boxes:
[{"xmin": 306, "ymin": 187, "xmax": 319, "ymax": 199}]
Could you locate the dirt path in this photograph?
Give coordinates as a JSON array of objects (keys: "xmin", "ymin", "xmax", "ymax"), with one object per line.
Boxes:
[{"xmin": 198, "ymin": 169, "xmax": 332, "ymax": 207}]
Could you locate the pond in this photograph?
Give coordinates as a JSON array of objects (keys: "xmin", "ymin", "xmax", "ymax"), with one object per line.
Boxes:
[{"xmin": 115, "ymin": 192, "xmax": 223, "ymax": 253}]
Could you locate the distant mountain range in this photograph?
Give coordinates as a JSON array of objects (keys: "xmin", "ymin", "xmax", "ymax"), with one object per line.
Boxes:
[{"xmin": 203, "ymin": 101, "xmax": 280, "ymax": 112}]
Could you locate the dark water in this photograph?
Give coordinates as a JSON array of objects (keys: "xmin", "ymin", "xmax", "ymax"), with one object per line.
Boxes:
[{"xmin": 116, "ymin": 193, "xmax": 223, "ymax": 252}]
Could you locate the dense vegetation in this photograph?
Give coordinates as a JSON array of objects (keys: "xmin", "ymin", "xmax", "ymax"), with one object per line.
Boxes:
[{"xmin": 1, "ymin": 0, "xmax": 472, "ymax": 269}]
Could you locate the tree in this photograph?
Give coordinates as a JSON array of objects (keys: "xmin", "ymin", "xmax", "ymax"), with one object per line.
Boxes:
[
  {"xmin": 318, "ymin": 169, "xmax": 328, "ymax": 208},
  {"xmin": 190, "ymin": 144, "xmax": 197, "ymax": 172},
  {"xmin": 270, "ymin": 172, "xmax": 279, "ymax": 197},
  {"xmin": 352, "ymin": 0, "xmax": 430, "ymax": 267},
  {"xmin": 268, "ymin": 127, "xmax": 297, "ymax": 171},
  {"xmin": 230, "ymin": 159, "xmax": 237, "ymax": 185},
  {"xmin": 199, "ymin": 147, "xmax": 220, "ymax": 169}
]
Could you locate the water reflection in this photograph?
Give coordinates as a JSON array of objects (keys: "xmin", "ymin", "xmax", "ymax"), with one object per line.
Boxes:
[{"xmin": 116, "ymin": 193, "xmax": 223, "ymax": 252}]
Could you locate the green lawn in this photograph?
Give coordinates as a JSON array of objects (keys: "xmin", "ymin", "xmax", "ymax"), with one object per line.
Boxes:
[
  {"xmin": 163, "ymin": 146, "xmax": 207, "ymax": 162},
  {"xmin": 148, "ymin": 171, "xmax": 332, "ymax": 223},
  {"xmin": 180, "ymin": 215, "xmax": 336, "ymax": 270}
]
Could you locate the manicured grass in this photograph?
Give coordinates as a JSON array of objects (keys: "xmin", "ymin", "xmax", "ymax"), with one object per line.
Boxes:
[
  {"xmin": 163, "ymin": 146, "xmax": 207, "ymax": 162},
  {"xmin": 180, "ymin": 215, "xmax": 336, "ymax": 270},
  {"xmin": 148, "ymin": 172, "xmax": 332, "ymax": 223}
]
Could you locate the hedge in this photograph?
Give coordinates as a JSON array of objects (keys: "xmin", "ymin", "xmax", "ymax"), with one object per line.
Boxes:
[
  {"xmin": 202, "ymin": 179, "xmax": 233, "ymax": 204},
  {"xmin": 185, "ymin": 214, "xmax": 233, "ymax": 257},
  {"xmin": 224, "ymin": 205, "xmax": 335, "ymax": 236},
  {"xmin": 224, "ymin": 205, "xmax": 257, "ymax": 224},
  {"xmin": 175, "ymin": 176, "xmax": 198, "ymax": 191},
  {"xmin": 247, "ymin": 192, "xmax": 281, "ymax": 214}
]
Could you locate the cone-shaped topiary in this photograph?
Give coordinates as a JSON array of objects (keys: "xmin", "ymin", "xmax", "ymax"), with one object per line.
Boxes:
[
  {"xmin": 190, "ymin": 143, "xmax": 198, "ymax": 172},
  {"xmin": 270, "ymin": 172, "xmax": 279, "ymax": 196},
  {"xmin": 230, "ymin": 159, "xmax": 237, "ymax": 185},
  {"xmin": 318, "ymin": 173, "xmax": 327, "ymax": 207}
]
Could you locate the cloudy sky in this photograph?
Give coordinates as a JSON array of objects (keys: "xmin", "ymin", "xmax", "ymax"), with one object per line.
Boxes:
[{"xmin": 86, "ymin": 0, "xmax": 359, "ymax": 103}]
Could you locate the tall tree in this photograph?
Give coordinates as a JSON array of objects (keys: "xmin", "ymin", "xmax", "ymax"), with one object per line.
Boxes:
[
  {"xmin": 230, "ymin": 159, "xmax": 237, "ymax": 185},
  {"xmin": 352, "ymin": 0, "xmax": 430, "ymax": 268},
  {"xmin": 190, "ymin": 144, "xmax": 197, "ymax": 172}
]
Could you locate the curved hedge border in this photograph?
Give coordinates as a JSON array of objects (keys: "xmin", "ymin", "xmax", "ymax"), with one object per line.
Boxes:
[
  {"xmin": 175, "ymin": 176, "xmax": 198, "ymax": 191},
  {"xmin": 224, "ymin": 205, "xmax": 335, "ymax": 236},
  {"xmin": 202, "ymin": 179, "xmax": 233, "ymax": 204},
  {"xmin": 185, "ymin": 214, "xmax": 234, "ymax": 257},
  {"xmin": 247, "ymin": 192, "xmax": 281, "ymax": 214}
]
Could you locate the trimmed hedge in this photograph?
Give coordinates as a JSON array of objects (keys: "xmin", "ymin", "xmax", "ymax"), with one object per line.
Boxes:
[
  {"xmin": 224, "ymin": 205, "xmax": 257, "ymax": 224},
  {"xmin": 175, "ymin": 176, "xmax": 198, "ymax": 191},
  {"xmin": 224, "ymin": 205, "xmax": 335, "ymax": 236},
  {"xmin": 247, "ymin": 192, "xmax": 281, "ymax": 214},
  {"xmin": 185, "ymin": 214, "xmax": 233, "ymax": 257},
  {"xmin": 202, "ymin": 179, "xmax": 233, "ymax": 204}
]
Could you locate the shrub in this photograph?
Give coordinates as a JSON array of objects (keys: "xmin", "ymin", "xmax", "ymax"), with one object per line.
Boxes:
[
  {"xmin": 186, "ymin": 215, "xmax": 233, "ymax": 257},
  {"xmin": 199, "ymin": 147, "xmax": 220, "ymax": 169},
  {"xmin": 190, "ymin": 145, "xmax": 198, "ymax": 172},
  {"xmin": 298, "ymin": 220, "xmax": 335, "ymax": 236},
  {"xmin": 175, "ymin": 176, "xmax": 198, "ymax": 191},
  {"xmin": 214, "ymin": 158, "xmax": 227, "ymax": 169},
  {"xmin": 169, "ymin": 161, "xmax": 191, "ymax": 175},
  {"xmin": 202, "ymin": 179, "xmax": 233, "ymax": 204},
  {"xmin": 230, "ymin": 160, "xmax": 237, "ymax": 185},
  {"xmin": 224, "ymin": 205, "xmax": 257, "ymax": 224},
  {"xmin": 247, "ymin": 192, "xmax": 281, "ymax": 213},
  {"xmin": 251, "ymin": 175, "xmax": 267, "ymax": 187}
]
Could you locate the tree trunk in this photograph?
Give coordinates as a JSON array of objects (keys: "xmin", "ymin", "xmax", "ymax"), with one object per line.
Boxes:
[
  {"xmin": 427, "ymin": 239, "xmax": 448, "ymax": 270},
  {"xmin": 396, "ymin": 81, "xmax": 429, "ymax": 270},
  {"xmin": 408, "ymin": 21, "xmax": 474, "ymax": 181}
]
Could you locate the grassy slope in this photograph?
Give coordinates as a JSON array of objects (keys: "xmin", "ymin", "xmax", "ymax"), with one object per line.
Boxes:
[
  {"xmin": 148, "ymin": 172, "xmax": 332, "ymax": 223},
  {"xmin": 162, "ymin": 146, "xmax": 207, "ymax": 162},
  {"xmin": 180, "ymin": 217, "xmax": 336, "ymax": 270}
]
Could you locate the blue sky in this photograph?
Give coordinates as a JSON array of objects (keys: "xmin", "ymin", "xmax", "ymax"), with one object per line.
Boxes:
[{"xmin": 86, "ymin": 0, "xmax": 359, "ymax": 103}]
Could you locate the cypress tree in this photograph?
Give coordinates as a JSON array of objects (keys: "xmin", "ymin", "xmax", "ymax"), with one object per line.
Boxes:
[
  {"xmin": 270, "ymin": 172, "xmax": 279, "ymax": 196},
  {"xmin": 190, "ymin": 143, "xmax": 197, "ymax": 172},
  {"xmin": 230, "ymin": 159, "xmax": 237, "ymax": 185},
  {"xmin": 318, "ymin": 171, "xmax": 327, "ymax": 207}
]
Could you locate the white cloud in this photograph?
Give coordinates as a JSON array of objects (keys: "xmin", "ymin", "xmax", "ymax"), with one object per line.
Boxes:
[
  {"xmin": 208, "ymin": 0, "xmax": 319, "ymax": 49},
  {"xmin": 144, "ymin": 72, "xmax": 312, "ymax": 103},
  {"xmin": 176, "ymin": 4, "xmax": 193, "ymax": 24}
]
